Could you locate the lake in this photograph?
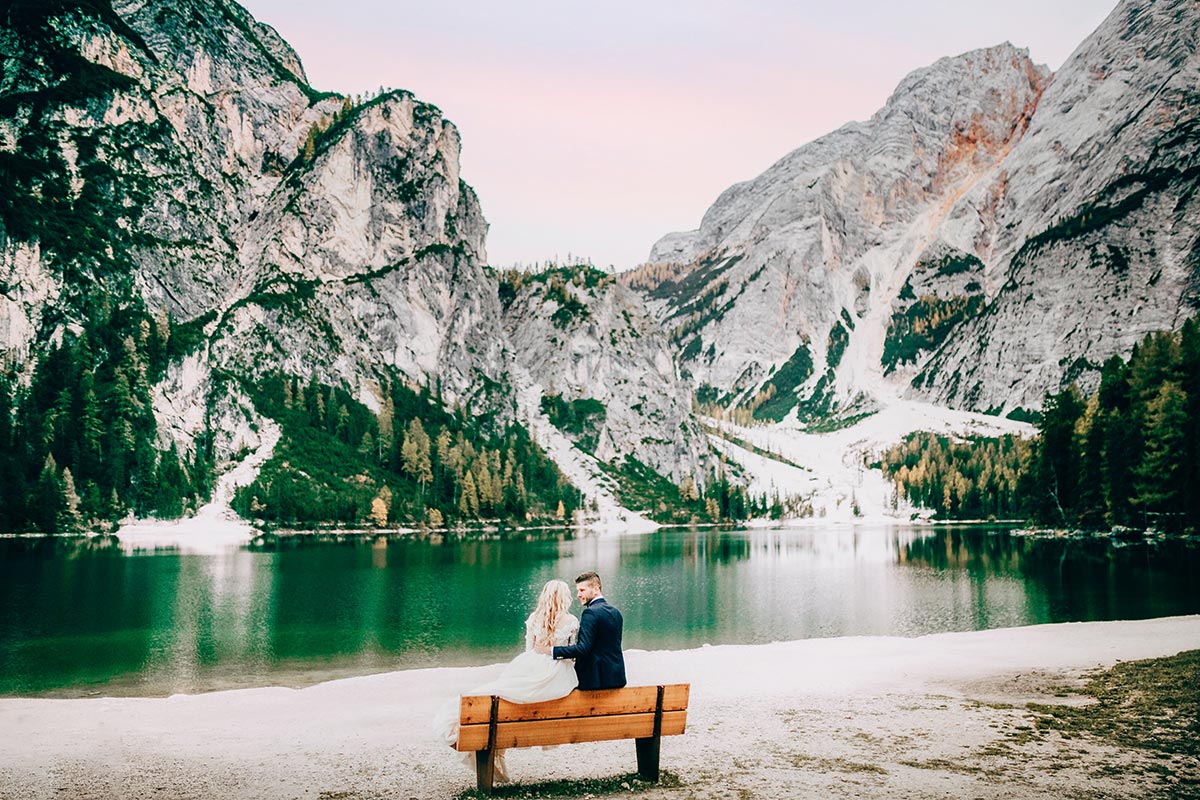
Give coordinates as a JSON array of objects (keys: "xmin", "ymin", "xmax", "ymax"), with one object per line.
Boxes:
[{"xmin": 1, "ymin": 525, "xmax": 1197, "ymax": 697}]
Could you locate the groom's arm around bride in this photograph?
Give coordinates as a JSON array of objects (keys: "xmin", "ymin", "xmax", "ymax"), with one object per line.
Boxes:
[{"xmin": 542, "ymin": 571, "xmax": 627, "ymax": 691}]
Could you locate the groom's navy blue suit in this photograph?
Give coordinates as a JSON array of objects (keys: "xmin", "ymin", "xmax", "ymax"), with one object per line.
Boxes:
[{"xmin": 552, "ymin": 596, "xmax": 626, "ymax": 690}]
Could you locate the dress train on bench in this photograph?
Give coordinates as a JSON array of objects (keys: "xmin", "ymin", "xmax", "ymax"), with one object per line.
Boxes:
[{"xmin": 432, "ymin": 613, "xmax": 579, "ymax": 782}]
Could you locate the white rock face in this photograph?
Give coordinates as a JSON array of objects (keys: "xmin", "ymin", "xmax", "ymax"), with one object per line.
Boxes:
[
  {"xmin": 0, "ymin": 238, "xmax": 55, "ymax": 367},
  {"xmin": 501, "ymin": 273, "xmax": 711, "ymax": 483},
  {"xmin": 210, "ymin": 94, "xmax": 505, "ymax": 408},
  {"xmin": 915, "ymin": 0, "xmax": 1200, "ymax": 410},
  {"xmin": 643, "ymin": 0, "xmax": 1199, "ymax": 415}
]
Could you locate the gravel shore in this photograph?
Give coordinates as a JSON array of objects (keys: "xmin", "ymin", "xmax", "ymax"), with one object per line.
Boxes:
[{"xmin": 2, "ymin": 616, "xmax": 1197, "ymax": 800}]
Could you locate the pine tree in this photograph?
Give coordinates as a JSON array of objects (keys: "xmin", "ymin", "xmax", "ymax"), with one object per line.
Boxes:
[
  {"xmin": 1133, "ymin": 381, "xmax": 1187, "ymax": 527},
  {"xmin": 1097, "ymin": 355, "xmax": 1134, "ymax": 524},
  {"xmin": 378, "ymin": 395, "xmax": 395, "ymax": 465},
  {"xmin": 295, "ymin": 378, "xmax": 307, "ymax": 415},
  {"xmin": 680, "ymin": 476, "xmax": 698, "ymax": 502},
  {"xmin": 435, "ymin": 427, "xmax": 452, "ymax": 465},
  {"xmin": 461, "ymin": 470, "xmax": 479, "ymax": 517},
  {"xmin": 153, "ymin": 444, "xmax": 187, "ymax": 518},
  {"xmin": 489, "ymin": 450, "xmax": 502, "ymax": 504},
  {"xmin": 475, "ymin": 457, "xmax": 494, "ymax": 511},
  {"xmin": 104, "ymin": 369, "xmax": 137, "ymax": 499},
  {"xmin": 34, "ymin": 455, "xmax": 65, "ymax": 533},
  {"xmin": 501, "ymin": 456, "xmax": 514, "ymax": 496},
  {"xmin": 1035, "ymin": 386, "xmax": 1084, "ymax": 524},
  {"xmin": 514, "ymin": 470, "xmax": 528, "ymax": 518},
  {"xmin": 335, "ymin": 403, "xmax": 350, "ymax": 442},
  {"xmin": 79, "ymin": 479, "xmax": 102, "ymax": 527},
  {"xmin": 414, "ymin": 421, "xmax": 432, "ymax": 485},
  {"xmin": 78, "ymin": 366, "xmax": 103, "ymax": 481},
  {"xmin": 369, "ymin": 487, "xmax": 391, "ymax": 527},
  {"xmin": 1128, "ymin": 331, "xmax": 1180, "ymax": 406},
  {"xmin": 107, "ymin": 487, "xmax": 123, "ymax": 522},
  {"xmin": 60, "ymin": 467, "xmax": 82, "ymax": 531},
  {"xmin": 0, "ymin": 375, "xmax": 19, "ymax": 531},
  {"xmin": 1178, "ymin": 319, "xmax": 1200, "ymax": 525},
  {"xmin": 302, "ymin": 126, "xmax": 317, "ymax": 162},
  {"xmin": 358, "ymin": 431, "xmax": 376, "ymax": 460},
  {"xmin": 705, "ymin": 497, "xmax": 720, "ymax": 521},
  {"xmin": 1076, "ymin": 394, "xmax": 1107, "ymax": 528},
  {"xmin": 308, "ymin": 374, "xmax": 324, "ymax": 426},
  {"xmin": 401, "ymin": 419, "xmax": 432, "ymax": 493}
]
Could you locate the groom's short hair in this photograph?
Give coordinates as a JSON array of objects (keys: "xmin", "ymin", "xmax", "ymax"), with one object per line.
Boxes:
[{"xmin": 575, "ymin": 571, "xmax": 602, "ymax": 589}]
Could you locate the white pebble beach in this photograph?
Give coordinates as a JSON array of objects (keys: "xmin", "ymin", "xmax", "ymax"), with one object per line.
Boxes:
[{"xmin": 2, "ymin": 615, "xmax": 1197, "ymax": 799}]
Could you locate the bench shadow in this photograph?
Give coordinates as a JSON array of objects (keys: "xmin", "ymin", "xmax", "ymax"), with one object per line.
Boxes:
[{"xmin": 455, "ymin": 770, "xmax": 682, "ymax": 799}]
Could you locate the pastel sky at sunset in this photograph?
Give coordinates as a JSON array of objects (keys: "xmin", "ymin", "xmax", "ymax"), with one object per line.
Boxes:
[{"xmin": 238, "ymin": 1, "xmax": 1117, "ymax": 271}]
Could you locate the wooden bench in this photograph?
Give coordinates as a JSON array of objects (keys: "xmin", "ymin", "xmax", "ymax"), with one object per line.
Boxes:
[{"xmin": 454, "ymin": 683, "xmax": 690, "ymax": 795}]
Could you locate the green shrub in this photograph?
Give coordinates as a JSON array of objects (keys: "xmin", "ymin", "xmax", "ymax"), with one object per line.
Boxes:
[
  {"xmin": 750, "ymin": 343, "xmax": 814, "ymax": 421},
  {"xmin": 540, "ymin": 394, "xmax": 606, "ymax": 454},
  {"xmin": 882, "ymin": 294, "xmax": 982, "ymax": 373}
]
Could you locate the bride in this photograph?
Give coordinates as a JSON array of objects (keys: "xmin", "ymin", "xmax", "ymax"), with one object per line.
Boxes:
[{"xmin": 432, "ymin": 579, "xmax": 579, "ymax": 778}]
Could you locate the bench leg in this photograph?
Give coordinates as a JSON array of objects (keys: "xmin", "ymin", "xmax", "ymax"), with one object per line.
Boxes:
[
  {"xmin": 635, "ymin": 735, "xmax": 661, "ymax": 782},
  {"xmin": 475, "ymin": 749, "xmax": 496, "ymax": 795}
]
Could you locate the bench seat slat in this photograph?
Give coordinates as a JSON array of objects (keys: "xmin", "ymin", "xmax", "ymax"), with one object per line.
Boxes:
[
  {"xmin": 459, "ymin": 684, "xmax": 689, "ymax": 725},
  {"xmin": 457, "ymin": 710, "xmax": 686, "ymax": 751}
]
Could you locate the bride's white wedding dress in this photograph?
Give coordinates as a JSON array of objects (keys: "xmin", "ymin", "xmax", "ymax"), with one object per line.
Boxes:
[{"xmin": 432, "ymin": 612, "xmax": 580, "ymax": 780}]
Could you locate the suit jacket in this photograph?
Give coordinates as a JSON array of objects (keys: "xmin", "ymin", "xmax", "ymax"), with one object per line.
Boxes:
[{"xmin": 552, "ymin": 597, "xmax": 626, "ymax": 690}]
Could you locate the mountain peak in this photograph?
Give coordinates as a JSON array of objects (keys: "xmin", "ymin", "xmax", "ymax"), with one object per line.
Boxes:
[
  {"xmin": 877, "ymin": 42, "xmax": 1048, "ymax": 121},
  {"xmin": 638, "ymin": 0, "xmax": 1198, "ymax": 422}
]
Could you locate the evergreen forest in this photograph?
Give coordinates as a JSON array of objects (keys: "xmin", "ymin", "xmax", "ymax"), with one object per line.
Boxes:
[
  {"xmin": 881, "ymin": 322, "xmax": 1200, "ymax": 532},
  {"xmin": 0, "ymin": 283, "xmax": 213, "ymax": 533},
  {"xmin": 876, "ymin": 432, "xmax": 1028, "ymax": 520},
  {"xmin": 231, "ymin": 373, "xmax": 582, "ymax": 527},
  {"xmin": 7, "ymin": 282, "xmax": 1197, "ymax": 534},
  {"xmin": 232, "ymin": 371, "xmax": 763, "ymax": 527},
  {"xmin": 1027, "ymin": 321, "xmax": 1200, "ymax": 532},
  {"xmin": 604, "ymin": 454, "xmax": 763, "ymax": 525}
]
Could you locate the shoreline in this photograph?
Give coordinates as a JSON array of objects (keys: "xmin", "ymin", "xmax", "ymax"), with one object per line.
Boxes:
[
  {"xmin": 0, "ymin": 516, "xmax": 1028, "ymax": 542},
  {"xmin": 2, "ymin": 616, "xmax": 1196, "ymax": 799},
  {"xmin": 14, "ymin": 516, "xmax": 1200, "ymax": 546}
]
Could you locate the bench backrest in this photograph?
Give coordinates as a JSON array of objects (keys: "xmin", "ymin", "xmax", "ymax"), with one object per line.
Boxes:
[{"xmin": 455, "ymin": 684, "xmax": 689, "ymax": 752}]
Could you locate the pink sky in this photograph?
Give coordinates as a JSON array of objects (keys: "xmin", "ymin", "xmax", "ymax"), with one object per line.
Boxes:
[{"xmin": 238, "ymin": 0, "xmax": 1117, "ymax": 271}]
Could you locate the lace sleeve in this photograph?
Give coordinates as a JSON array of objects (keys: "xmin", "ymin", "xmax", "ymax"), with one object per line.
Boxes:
[
  {"xmin": 554, "ymin": 613, "xmax": 580, "ymax": 646},
  {"xmin": 524, "ymin": 615, "xmax": 535, "ymax": 652}
]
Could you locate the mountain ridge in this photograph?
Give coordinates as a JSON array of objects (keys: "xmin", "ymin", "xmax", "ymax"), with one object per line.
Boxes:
[{"xmin": 638, "ymin": 0, "xmax": 1199, "ymax": 419}]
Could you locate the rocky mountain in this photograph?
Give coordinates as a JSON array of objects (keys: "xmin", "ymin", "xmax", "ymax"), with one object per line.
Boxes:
[
  {"xmin": 636, "ymin": 0, "xmax": 1199, "ymax": 419},
  {"xmin": 0, "ymin": 0, "xmax": 709, "ymax": 520},
  {"xmin": 499, "ymin": 267, "xmax": 707, "ymax": 484}
]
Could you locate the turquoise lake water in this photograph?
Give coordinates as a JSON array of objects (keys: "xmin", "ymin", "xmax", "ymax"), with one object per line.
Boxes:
[{"xmin": 1, "ymin": 525, "xmax": 1196, "ymax": 697}]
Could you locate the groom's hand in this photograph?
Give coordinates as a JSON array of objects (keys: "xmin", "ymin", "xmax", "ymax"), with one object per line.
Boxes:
[{"xmin": 534, "ymin": 644, "xmax": 551, "ymax": 656}]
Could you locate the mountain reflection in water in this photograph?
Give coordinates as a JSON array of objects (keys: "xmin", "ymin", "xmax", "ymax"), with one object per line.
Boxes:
[{"xmin": 0, "ymin": 526, "xmax": 1196, "ymax": 697}]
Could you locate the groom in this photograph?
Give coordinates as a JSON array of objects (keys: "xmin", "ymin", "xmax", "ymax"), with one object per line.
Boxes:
[{"xmin": 540, "ymin": 571, "xmax": 626, "ymax": 690}]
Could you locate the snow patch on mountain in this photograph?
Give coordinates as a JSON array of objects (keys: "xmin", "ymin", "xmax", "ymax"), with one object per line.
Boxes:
[
  {"xmin": 709, "ymin": 400, "xmax": 1034, "ymax": 522},
  {"xmin": 116, "ymin": 419, "xmax": 280, "ymax": 554}
]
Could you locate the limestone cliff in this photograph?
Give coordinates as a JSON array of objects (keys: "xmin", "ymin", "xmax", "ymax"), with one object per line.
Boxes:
[
  {"xmin": 640, "ymin": 0, "xmax": 1199, "ymax": 418},
  {"xmin": 500, "ymin": 267, "xmax": 708, "ymax": 483}
]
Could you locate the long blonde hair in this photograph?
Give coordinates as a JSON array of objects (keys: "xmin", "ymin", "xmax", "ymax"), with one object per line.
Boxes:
[{"xmin": 528, "ymin": 579, "xmax": 573, "ymax": 649}]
